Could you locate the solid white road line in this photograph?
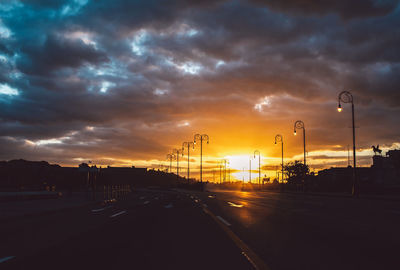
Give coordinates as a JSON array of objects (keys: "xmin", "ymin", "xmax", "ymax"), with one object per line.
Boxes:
[
  {"xmin": 216, "ymin": 216, "xmax": 231, "ymax": 226},
  {"xmin": 0, "ymin": 256, "xmax": 15, "ymax": 263},
  {"xmin": 109, "ymin": 210, "xmax": 127, "ymax": 218}
]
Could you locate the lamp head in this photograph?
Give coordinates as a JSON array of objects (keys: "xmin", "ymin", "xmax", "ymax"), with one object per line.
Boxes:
[
  {"xmin": 294, "ymin": 130, "xmax": 297, "ymax": 136},
  {"xmin": 337, "ymin": 103, "xmax": 342, "ymax": 112}
]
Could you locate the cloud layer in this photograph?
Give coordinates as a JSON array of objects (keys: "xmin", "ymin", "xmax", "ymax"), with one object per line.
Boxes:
[{"xmin": 0, "ymin": 0, "xmax": 399, "ymax": 176}]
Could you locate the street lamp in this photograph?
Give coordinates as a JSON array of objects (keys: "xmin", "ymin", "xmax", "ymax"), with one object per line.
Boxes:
[
  {"xmin": 173, "ymin": 148, "xmax": 184, "ymax": 177},
  {"xmin": 338, "ymin": 90, "xmax": 357, "ymax": 196},
  {"xmin": 219, "ymin": 162, "xmax": 222, "ymax": 184},
  {"xmin": 249, "ymin": 155, "xmax": 252, "ymax": 184},
  {"xmin": 254, "ymin": 150, "xmax": 261, "ymax": 186},
  {"xmin": 294, "ymin": 120, "xmax": 306, "ymax": 166},
  {"xmin": 275, "ymin": 134, "xmax": 284, "ymax": 183},
  {"xmin": 182, "ymin": 141, "xmax": 195, "ymax": 184},
  {"xmin": 166, "ymin": 153, "xmax": 175, "ymax": 173},
  {"xmin": 221, "ymin": 159, "xmax": 228, "ymax": 182},
  {"xmin": 194, "ymin": 134, "xmax": 209, "ymax": 183}
]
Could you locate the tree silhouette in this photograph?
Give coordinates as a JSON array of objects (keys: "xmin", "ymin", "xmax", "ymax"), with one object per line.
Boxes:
[{"xmin": 284, "ymin": 160, "xmax": 309, "ymax": 184}]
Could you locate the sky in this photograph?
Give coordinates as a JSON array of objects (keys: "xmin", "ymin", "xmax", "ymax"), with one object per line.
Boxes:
[{"xmin": 0, "ymin": 0, "xmax": 400, "ymax": 181}]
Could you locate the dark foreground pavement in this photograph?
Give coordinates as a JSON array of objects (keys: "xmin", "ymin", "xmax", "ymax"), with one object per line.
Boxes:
[
  {"xmin": 3, "ymin": 187, "xmax": 399, "ymax": 270},
  {"xmin": 194, "ymin": 188, "xmax": 400, "ymax": 270},
  {"xmin": 1, "ymin": 189, "xmax": 254, "ymax": 270}
]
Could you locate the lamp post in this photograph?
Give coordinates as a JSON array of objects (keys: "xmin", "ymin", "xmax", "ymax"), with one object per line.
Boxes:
[
  {"xmin": 338, "ymin": 90, "xmax": 357, "ymax": 196},
  {"xmin": 275, "ymin": 134, "xmax": 284, "ymax": 183},
  {"xmin": 249, "ymin": 156, "xmax": 252, "ymax": 184},
  {"xmin": 194, "ymin": 134, "xmax": 209, "ymax": 183},
  {"xmin": 254, "ymin": 150, "xmax": 261, "ymax": 186},
  {"xmin": 182, "ymin": 141, "xmax": 194, "ymax": 184},
  {"xmin": 294, "ymin": 120, "xmax": 306, "ymax": 166},
  {"xmin": 166, "ymin": 153, "xmax": 174, "ymax": 173},
  {"xmin": 221, "ymin": 159, "xmax": 228, "ymax": 182},
  {"xmin": 173, "ymin": 148, "xmax": 183, "ymax": 177},
  {"xmin": 219, "ymin": 163, "xmax": 222, "ymax": 184}
]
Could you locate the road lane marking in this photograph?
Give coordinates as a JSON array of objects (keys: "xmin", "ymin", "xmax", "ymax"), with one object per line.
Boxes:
[
  {"xmin": 109, "ymin": 210, "xmax": 127, "ymax": 218},
  {"xmin": 203, "ymin": 203, "xmax": 208, "ymax": 208},
  {"xmin": 139, "ymin": 196, "xmax": 146, "ymax": 199},
  {"xmin": 0, "ymin": 256, "xmax": 15, "ymax": 263},
  {"xmin": 91, "ymin": 206, "xmax": 112, "ymax": 212},
  {"xmin": 241, "ymin": 251, "xmax": 258, "ymax": 270},
  {"xmin": 208, "ymin": 195, "xmax": 216, "ymax": 198},
  {"xmin": 143, "ymin": 200, "xmax": 150, "ymax": 205},
  {"xmin": 216, "ymin": 216, "xmax": 231, "ymax": 226},
  {"xmin": 228, "ymin": 201, "xmax": 244, "ymax": 208},
  {"xmin": 203, "ymin": 207, "xmax": 270, "ymax": 270}
]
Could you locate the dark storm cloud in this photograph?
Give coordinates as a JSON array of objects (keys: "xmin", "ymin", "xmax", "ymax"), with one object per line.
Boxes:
[
  {"xmin": 16, "ymin": 34, "xmax": 108, "ymax": 75},
  {"xmin": 0, "ymin": 0, "xmax": 399, "ymax": 167},
  {"xmin": 249, "ymin": 0, "xmax": 399, "ymax": 19}
]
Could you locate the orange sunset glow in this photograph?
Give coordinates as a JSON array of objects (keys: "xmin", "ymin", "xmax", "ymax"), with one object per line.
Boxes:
[
  {"xmin": 0, "ymin": 0, "xmax": 399, "ymax": 183},
  {"xmin": 1, "ymin": 2, "xmax": 400, "ymax": 270}
]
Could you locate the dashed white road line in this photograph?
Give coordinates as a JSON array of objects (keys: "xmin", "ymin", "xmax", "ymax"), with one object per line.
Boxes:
[
  {"xmin": 228, "ymin": 201, "xmax": 244, "ymax": 208},
  {"xmin": 109, "ymin": 210, "xmax": 127, "ymax": 218},
  {"xmin": 216, "ymin": 216, "xmax": 231, "ymax": 226},
  {"xmin": 202, "ymin": 203, "xmax": 208, "ymax": 208},
  {"xmin": 0, "ymin": 256, "xmax": 15, "ymax": 263},
  {"xmin": 143, "ymin": 200, "xmax": 150, "ymax": 205},
  {"xmin": 91, "ymin": 206, "xmax": 112, "ymax": 213},
  {"xmin": 139, "ymin": 196, "xmax": 146, "ymax": 200}
]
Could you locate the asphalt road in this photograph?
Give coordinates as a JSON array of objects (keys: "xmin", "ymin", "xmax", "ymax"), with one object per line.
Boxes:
[
  {"xmin": 195, "ymin": 188, "xmax": 400, "ymax": 270},
  {"xmin": 1, "ymin": 188, "xmax": 400, "ymax": 270},
  {"xmin": 0, "ymin": 189, "xmax": 254, "ymax": 270}
]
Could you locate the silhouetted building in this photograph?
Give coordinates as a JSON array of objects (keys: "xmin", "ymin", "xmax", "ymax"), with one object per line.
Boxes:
[
  {"xmin": 98, "ymin": 166, "xmax": 147, "ymax": 185},
  {"xmin": 372, "ymin": 149, "xmax": 400, "ymax": 186},
  {"xmin": 317, "ymin": 148, "xmax": 400, "ymax": 193},
  {"xmin": 0, "ymin": 160, "xmax": 180, "ymax": 191}
]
